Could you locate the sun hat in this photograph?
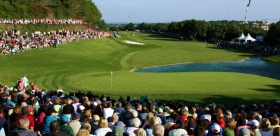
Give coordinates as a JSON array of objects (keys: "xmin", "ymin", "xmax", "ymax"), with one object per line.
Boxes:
[{"xmin": 113, "ymin": 126, "xmax": 123, "ymax": 136}]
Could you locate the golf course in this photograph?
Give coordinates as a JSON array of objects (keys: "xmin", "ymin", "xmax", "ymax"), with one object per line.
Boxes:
[{"xmin": 1, "ymin": 32, "xmax": 280, "ymax": 104}]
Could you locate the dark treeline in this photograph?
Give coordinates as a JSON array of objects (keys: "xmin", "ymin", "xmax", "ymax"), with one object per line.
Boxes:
[
  {"xmin": 0, "ymin": 0, "xmax": 106, "ymax": 29},
  {"xmin": 110, "ymin": 20, "xmax": 280, "ymax": 46}
]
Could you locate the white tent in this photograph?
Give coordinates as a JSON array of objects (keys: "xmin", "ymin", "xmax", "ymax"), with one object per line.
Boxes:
[
  {"xmin": 235, "ymin": 33, "xmax": 245, "ymax": 41},
  {"xmin": 242, "ymin": 33, "xmax": 256, "ymax": 43}
]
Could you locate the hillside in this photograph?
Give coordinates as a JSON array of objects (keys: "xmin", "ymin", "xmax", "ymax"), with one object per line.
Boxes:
[{"xmin": 0, "ymin": 0, "xmax": 105, "ymax": 28}]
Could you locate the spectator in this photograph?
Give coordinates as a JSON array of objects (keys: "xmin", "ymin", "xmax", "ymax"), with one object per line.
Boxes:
[
  {"xmin": 77, "ymin": 129, "xmax": 90, "ymax": 136},
  {"xmin": 235, "ymin": 117, "xmax": 249, "ymax": 136},
  {"xmin": 202, "ymin": 119, "xmax": 210, "ymax": 136},
  {"xmin": 112, "ymin": 126, "xmax": 124, "ymax": 136},
  {"xmin": 53, "ymin": 98, "xmax": 62, "ymax": 116},
  {"xmin": 259, "ymin": 118, "xmax": 273, "ymax": 136},
  {"xmin": 103, "ymin": 102, "xmax": 114, "ymax": 119},
  {"xmin": 94, "ymin": 117, "xmax": 112, "ymax": 136},
  {"xmin": 46, "ymin": 121, "xmax": 69, "ymax": 136},
  {"xmin": 15, "ymin": 106, "xmax": 35, "ymax": 131},
  {"xmin": 91, "ymin": 115, "xmax": 100, "ymax": 134},
  {"xmin": 0, "ymin": 107, "xmax": 6, "ymax": 135},
  {"xmin": 10, "ymin": 117, "xmax": 37, "ymax": 136},
  {"xmin": 125, "ymin": 118, "xmax": 141, "ymax": 136},
  {"xmin": 248, "ymin": 119, "xmax": 261, "ymax": 136},
  {"xmin": 223, "ymin": 118, "xmax": 236, "ymax": 136},
  {"xmin": 135, "ymin": 128, "xmax": 147, "ymax": 136},
  {"xmin": 238, "ymin": 128, "xmax": 250, "ymax": 136},
  {"xmin": 60, "ymin": 114, "xmax": 74, "ymax": 136},
  {"xmin": 157, "ymin": 108, "xmax": 166, "ymax": 125},
  {"xmin": 63, "ymin": 98, "xmax": 74, "ymax": 120},
  {"xmin": 128, "ymin": 110, "xmax": 139, "ymax": 127},
  {"xmin": 273, "ymin": 127, "xmax": 280, "ymax": 136},
  {"xmin": 208, "ymin": 115, "xmax": 223, "ymax": 136},
  {"xmin": 82, "ymin": 123, "xmax": 94, "ymax": 136},
  {"xmin": 69, "ymin": 113, "xmax": 81, "ymax": 136},
  {"xmin": 152, "ymin": 124, "xmax": 164, "ymax": 136},
  {"xmin": 145, "ymin": 117, "xmax": 160, "ymax": 136},
  {"xmin": 41, "ymin": 107, "xmax": 59, "ymax": 135},
  {"xmin": 194, "ymin": 126, "xmax": 205, "ymax": 136}
]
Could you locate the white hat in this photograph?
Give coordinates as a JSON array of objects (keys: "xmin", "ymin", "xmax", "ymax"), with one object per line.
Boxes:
[
  {"xmin": 211, "ymin": 124, "xmax": 221, "ymax": 133},
  {"xmin": 162, "ymin": 112, "xmax": 170, "ymax": 117},
  {"xmin": 93, "ymin": 101, "xmax": 98, "ymax": 106},
  {"xmin": 158, "ymin": 108, "xmax": 163, "ymax": 113},
  {"xmin": 204, "ymin": 107, "xmax": 210, "ymax": 111},
  {"xmin": 79, "ymin": 105, "xmax": 85, "ymax": 110},
  {"xmin": 241, "ymin": 104, "xmax": 245, "ymax": 108},
  {"xmin": 248, "ymin": 120, "xmax": 259, "ymax": 126},
  {"xmin": 253, "ymin": 104, "xmax": 257, "ymax": 107}
]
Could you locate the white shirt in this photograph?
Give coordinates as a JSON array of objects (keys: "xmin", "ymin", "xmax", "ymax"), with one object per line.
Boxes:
[
  {"xmin": 103, "ymin": 108, "xmax": 114, "ymax": 119},
  {"xmin": 94, "ymin": 128, "xmax": 112, "ymax": 136},
  {"xmin": 125, "ymin": 127, "xmax": 138, "ymax": 136},
  {"xmin": 69, "ymin": 120, "xmax": 81, "ymax": 136}
]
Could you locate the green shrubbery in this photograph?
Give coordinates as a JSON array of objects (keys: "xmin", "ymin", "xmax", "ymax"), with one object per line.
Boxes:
[{"xmin": 0, "ymin": 0, "xmax": 106, "ymax": 29}]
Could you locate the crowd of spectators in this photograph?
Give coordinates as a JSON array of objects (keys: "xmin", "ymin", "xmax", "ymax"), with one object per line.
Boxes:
[
  {"xmin": 0, "ymin": 29, "xmax": 108, "ymax": 55},
  {"xmin": 0, "ymin": 19, "xmax": 85, "ymax": 25},
  {"xmin": 215, "ymin": 40, "xmax": 280, "ymax": 56},
  {"xmin": 1, "ymin": 76, "xmax": 280, "ymax": 136}
]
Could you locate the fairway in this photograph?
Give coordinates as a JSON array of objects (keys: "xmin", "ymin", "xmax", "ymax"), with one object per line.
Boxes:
[{"xmin": 1, "ymin": 32, "xmax": 280, "ymax": 104}]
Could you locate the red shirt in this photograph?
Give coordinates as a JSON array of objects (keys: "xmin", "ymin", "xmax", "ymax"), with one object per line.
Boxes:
[{"xmin": 15, "ymin": 115, "xmax": 35, "ymax": 129}]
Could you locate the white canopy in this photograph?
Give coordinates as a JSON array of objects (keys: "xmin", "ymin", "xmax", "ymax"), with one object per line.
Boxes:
[
  {"xmin": 235, "ymin": 33, "xmax": 245, "ymax": 41},
  {"xmin": 242, "ymin": 33, "xmax": 256, "ymax": 43}
]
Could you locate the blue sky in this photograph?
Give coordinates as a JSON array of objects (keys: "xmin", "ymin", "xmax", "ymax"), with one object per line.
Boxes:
[{"xmin": 92, "ymin": 0, "xmax": 280, "ymax": 23}]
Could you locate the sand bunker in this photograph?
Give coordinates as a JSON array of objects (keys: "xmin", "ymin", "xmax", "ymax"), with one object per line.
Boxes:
[{"xmin": 124, "ymin": 40, "xmax": 145, "ymax": 45}]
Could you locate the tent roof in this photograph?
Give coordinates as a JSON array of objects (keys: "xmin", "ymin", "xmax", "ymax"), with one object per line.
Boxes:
[
  {"xmin": 243, "ymin": 33, "xmax": 256, "ymax": 41},
  {"xmin": 235, "ymin": 33, "xmax": 245, "ymax": 40}
]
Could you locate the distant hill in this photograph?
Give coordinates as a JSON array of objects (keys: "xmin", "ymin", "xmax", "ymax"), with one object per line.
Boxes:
[{"xmin": 0, "ymin": 0, "xmax": 106, "ymax": 29}]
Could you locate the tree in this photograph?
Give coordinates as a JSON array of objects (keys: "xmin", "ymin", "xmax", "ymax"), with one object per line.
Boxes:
[
  {"xmin": 125, "ymin": 23, "xmax": 136, "ymax": 31},
  {"xmin": 266, "ymin": 22, "xmax": 280, "ymax": 46}
]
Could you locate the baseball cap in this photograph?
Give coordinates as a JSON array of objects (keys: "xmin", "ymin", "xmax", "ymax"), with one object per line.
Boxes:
[
  {"xmin": 248, "ymin": 120, "xmax": 259, "ymax": 126},
  {"xmin": 211, "ymin": 124, "xmax": 221, "ymax": 133},
  {"xmin": 72, "ymin": 113, "xmax": 81, "ymax": 119},
  {"xmin": 113, "ymin": 126, "xmax": 123, "ymax": 136},
  {"xmin": 79, "ymin": 105, "xmax": 85, "ymax": 110},
  {"xmin": 61, "ymin": 115, "xmax": 69, "ymax": 123},
  {"xmin": 239, "ymin": 128, "xmax": 250, "ymax": 136}
]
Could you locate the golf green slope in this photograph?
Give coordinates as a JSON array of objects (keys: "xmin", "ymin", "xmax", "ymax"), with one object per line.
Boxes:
[{"xmin": 0, "ymin": 32, "xmax": 279, "ymax": 104}]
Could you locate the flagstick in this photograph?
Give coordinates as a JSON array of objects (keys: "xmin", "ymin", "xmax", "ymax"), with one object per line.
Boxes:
[{"xmin": 111, "ymin": 74, "xmax": 112, "ymax": 89}]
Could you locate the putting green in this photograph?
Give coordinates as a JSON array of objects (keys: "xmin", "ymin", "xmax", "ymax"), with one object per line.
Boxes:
[{"xmin": 0, "ymin": 32, "xmax": 279, "ymax": 104}]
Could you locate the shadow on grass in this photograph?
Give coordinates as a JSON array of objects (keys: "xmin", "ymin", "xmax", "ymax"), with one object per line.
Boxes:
[
  {"xmin": 251, "ymin": 85, "xmax": 280, "ymax": 94},
  {"xmin": 155, "ymin": 85, "xmax": 280, "ymax": 105},
  {"xmin": 156, "ymin": 94, "xmax": 276, "ymax": 106}
]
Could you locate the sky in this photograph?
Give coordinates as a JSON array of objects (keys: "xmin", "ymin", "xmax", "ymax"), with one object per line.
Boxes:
[{"xmin": 92, "ymin": 0, "xmax": 280, "ymax": 23}]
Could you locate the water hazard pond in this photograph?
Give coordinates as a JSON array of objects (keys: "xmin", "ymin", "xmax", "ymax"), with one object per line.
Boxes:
[{"xmin": 136, "ymin": 57, "xmax": 280, "ymax": 80}]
